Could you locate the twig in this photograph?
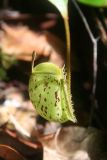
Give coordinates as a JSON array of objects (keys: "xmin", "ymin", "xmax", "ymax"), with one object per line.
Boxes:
[
  {"xmin": 72, "ymin": 0, "xmax": 99, "ymax": 96},
  {"xmin": 31, "ymin": 51, "xmax": 37, "ymax": 72},
  {"xmin": 72, "ymin": 0, "xmax": 101, "ymax": 126}
]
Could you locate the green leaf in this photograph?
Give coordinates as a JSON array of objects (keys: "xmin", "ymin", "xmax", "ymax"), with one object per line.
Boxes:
[
  {"xmin": 0, "ymin": 52, "xmax": 17, "ymax": 69},
  {"xmin": 77, "ymin": 0, "xmax": 107, "ymax": 7},
  {"xmin": 0, "ymin": 68, "xmax": 7, "ymax": 80},
  {"xmin": 48, "ymin": 0, "xmax": 68, "ymax": 18}
]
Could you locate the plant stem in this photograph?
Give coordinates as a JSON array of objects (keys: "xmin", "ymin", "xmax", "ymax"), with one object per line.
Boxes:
[
  {"xmin": 63, "ymin": 16, "xmax": 76, "ymax": 122},
  {"xmin": 64, "ymin": 17, "xmax": 71, "ymax": 98}
]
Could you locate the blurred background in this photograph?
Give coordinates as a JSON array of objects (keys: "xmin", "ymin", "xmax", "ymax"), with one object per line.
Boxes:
[{"xmin": 0, "ymin": 0, "xmax": 107, "ymax": 160}]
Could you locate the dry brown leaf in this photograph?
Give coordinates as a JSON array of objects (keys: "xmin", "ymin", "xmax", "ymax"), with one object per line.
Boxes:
[
  {"xmin": 0, "ymin": 144, "xmax": 25, "ymax": 160},
  {"xmin": 41, "ymin": 126, "xmax": 107, "ymax": 160},
  {"xmin": 0, "ymin": 129, "xmax": 42, "ymax": 156},
  {"xmin": 0, "ymin": 23, "xmax": 65, "ymax": 66}
]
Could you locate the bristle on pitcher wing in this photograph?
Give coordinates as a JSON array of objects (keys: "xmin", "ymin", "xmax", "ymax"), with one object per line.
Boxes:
[
  {"xmin": 61, "ymin": 65, "xmax": 76, "ymax": 122},
  {"xmin": 61, "ymin": 79, "xmax": 77, "ymax": 123}
]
